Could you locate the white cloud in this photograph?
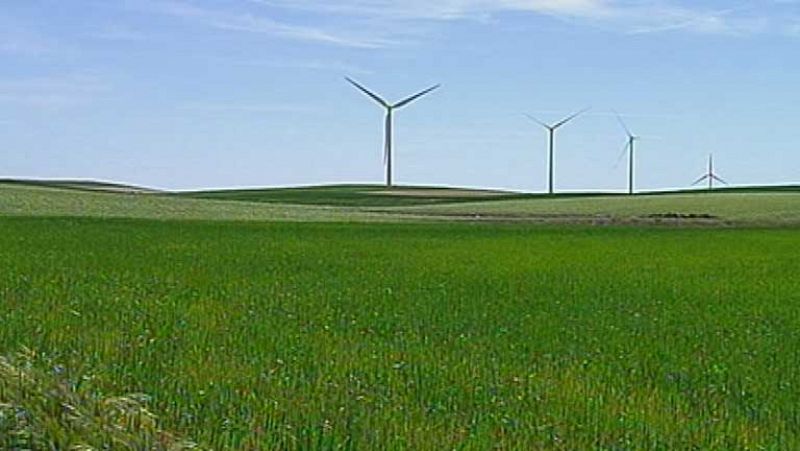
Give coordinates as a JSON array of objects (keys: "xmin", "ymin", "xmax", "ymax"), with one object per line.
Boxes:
[
  {"xmin": 226, "ymin": 58, "xmax": 373, "ymax": 75},
  {"xmin": 0, "ymin": 74, "xmax": 110, "ymax": 110},
  {"xmin": 252, "ymin": 0, "xmax": 611, "ymax": 20},
  {"xmin": 89, "ymin": 25, "xmax": 150, "ymax": 41},
  {"xmin": 179, "ymin": 102, "xmax": 318, "ymax": 114},
  {"xmin": 620, "ymin": 4, "xmax": 772, "ymax": 35},
  {"xmin": 0, "ymin": 17, "xmax": 58, "ymax": 56},
  {"xmin": 254, "ymin": 0, "xmax": 799, "ymax": 37},
  {"xmin": 131, "ymin": 0, "xmax": 800, "ymax": 50},
  {"xmin": 137, "ymin": 0, "xmax": 398, "ymax": 48}
]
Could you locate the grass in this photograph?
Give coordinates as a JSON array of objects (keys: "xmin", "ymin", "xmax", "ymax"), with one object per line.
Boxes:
[
  {"xmin": 4, "ymin": 181, "xmax": 800, "ymax": 226},
  {"xmin": 1, "ymin": 217, "xmax": 799, "ymax": 448},
  {"xmin": 0, "ymin": 183, "xmax": 386, "ymax": 223},
  {"xmin": 399, "ymin": 191, "xmax": 800, "ymax": 226},
  {"xmin": 179, "ymin": 184, "xmax": 523, "ymax": 207},
  {"xmin": 1, "ymin": 349, "xmax": 199, "ymax": 449},
  {"xmin": 181, "ymin": 183, "xmax": 800, "ymax": 211},
  {"xmin": 0, "ymin": 178, "xmax": 159, "ymax": 193}
]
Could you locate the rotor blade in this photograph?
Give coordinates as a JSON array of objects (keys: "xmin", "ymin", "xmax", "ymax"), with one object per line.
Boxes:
[
  {"xmin": 393, "ymin": 84, "xmax": 440, "ymax": 109},
  {"xmin": 692, "ymin": 174, "xmax": 710, "ymax": 186},
  {"xmin": 613, "ymin": 110, "xmax": 633, "ymax": 138},
  {"xmin": 612, "ymin": 141, "xmax": 630, "ymax": 169},
  {"xmin": 345, "ymin": 77, "xmax": 389, "ymax": 108},
  {"xmin": 524, "ymin": 114, "xmax": 551, "ymax": 130},
  {"xmin": 553, "ymin": 107, "xmax": 590, "ymax": 130},
  {"xmin": 712, "ymin": 175, "xmax": 728, "ymax": 185}
]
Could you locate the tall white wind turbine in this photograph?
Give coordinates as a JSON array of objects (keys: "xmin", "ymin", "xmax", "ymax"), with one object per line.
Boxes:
[
  {"xmin": 614, "ymin": 112, "xmax": 640, "ymax": 195},
  {"xmin": 346, "ymin": 77, "xmax": 440, "ymax": 188},
  {"xmin": 526, "ymin": 108, "xmax": 589, "ymax": 194},
  {"xmin": 692, "ymin": 154, "xmax": 727, "ymax": 190}
]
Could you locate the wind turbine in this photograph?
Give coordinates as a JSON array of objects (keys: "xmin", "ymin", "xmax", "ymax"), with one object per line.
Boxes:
[
  {"xmin": 526, "ymin": 108, "xmax": 589, "ymax": 194},
  {"xmin": 692, "ymin": 154, "xmax": 727, "ymax": 191},
  {"xmin": 345, "ymin": 77, "xmax": 440, "ymax": 188},
  {"xmin": 614, "ymin": 112, "xmax": 640, "ymax": 195}
]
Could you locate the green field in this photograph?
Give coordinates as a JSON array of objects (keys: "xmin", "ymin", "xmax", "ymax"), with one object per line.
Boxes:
[
  {"xmin": 399, "ymin": 191, "xmax": 800, "ymax": 226},
  {"xmin": 0, "ymin": 183, "xmax": 385, "ymax": 223},
  {"xmin": 2, "ymin": 181, "xmax": 800, "ymax": 448},
  {"xmin": 4, "ymin": 181, "xmax": 800, "ymax": 226},
  {"xmin": 2, "ymin": 214, "xmax": 800, "ymax": 448},
  {"xmin": 180, "ymin": 184, "xmax": 524, "ymax": 207}
]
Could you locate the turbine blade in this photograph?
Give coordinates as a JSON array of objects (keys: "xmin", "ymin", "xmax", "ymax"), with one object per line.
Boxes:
[
  {"xmin": 612, "ymin": 141, "xmax": 630, "ymax": 169},
  {"xmin": 553, "ymin": 107, "xmax": 590, "ymax": 130},
  {"xmin": 345, "ymin": 77, "xmax": 389, "ymax": 108},
  {"xmin": 524, "ymin": 114, "xmax": 551, "ymax": 129},
  {"xmin": 692, "ymin": 175, "xmax": 710, "ymax": 186},
  {"xmin": 393, "ymin": 84, "xmax": 441, "ymax": 109},
  {"xmin": 613, "ymin": 110, "xmax": 633, "ymax": 138},
  {"xmin": 712, "ymin": 175, "xmax": 728, "ymax": 185}
]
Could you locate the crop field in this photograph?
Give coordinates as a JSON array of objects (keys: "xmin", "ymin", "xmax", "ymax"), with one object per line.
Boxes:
[
  {"xmin": 0, "ymin": 183, "xmax": 386, "ymax": 223},
  {"xmin": 4, "ymin": 181, "xmax": 800, "ymax": 226},
  {"xmin": 181, "ymin": 184, "xmax": 523, "ymax": 207},
  {"xmin": 398, "ymin": 191, "xmax": 800, "ymax": 226},
  {"xmin": 2, "ymin": 215, "xmax": 799, "ymax": 448}
]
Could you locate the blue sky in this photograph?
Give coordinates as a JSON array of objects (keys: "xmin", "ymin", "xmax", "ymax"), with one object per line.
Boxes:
[{"xmin": 1, "ymin": 0, "xmax": 799, "ymax": 191}]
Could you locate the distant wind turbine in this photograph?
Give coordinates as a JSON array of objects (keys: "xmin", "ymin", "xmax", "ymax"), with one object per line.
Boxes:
[
  {"xmin": 614, "ymin": 112, "xmax": 640, "ymax": 195},
  {"xmin": 692, "ymin": 154, "xmax": 727, "ymax": 190},
  {"xmin": 345, "ymin": 77, "xmax": 440, "ymax": 188},
  {"xmin": 526, "ymin": 108, "xmax": 590, "ymax": 194}
]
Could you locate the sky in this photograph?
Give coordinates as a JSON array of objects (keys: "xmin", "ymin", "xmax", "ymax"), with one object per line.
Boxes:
[{"xmin": 1, "ymin": 0, "xmax": 799, "ymax": 192}]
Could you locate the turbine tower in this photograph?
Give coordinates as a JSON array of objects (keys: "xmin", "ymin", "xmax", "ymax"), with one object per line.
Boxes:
[
  {"xmin": 346, "ymin": 77, "xmax": 440, "ymax": 188},
  {"xmin": 615, "ymin": 112, "xmax": 640, "ymax": 195},
  {"xmin": 526, "ymin": 108, "xmax": 589, "ymax": 194},
  {"xmin": 692, "ymin": 154, "xmax": 727, "ymax": 191}
]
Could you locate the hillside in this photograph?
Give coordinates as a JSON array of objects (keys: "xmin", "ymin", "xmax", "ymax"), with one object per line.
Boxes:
[
  {"xmin": 0, "ymin": 182, "xmax": 383, "ymax": 223},
  {"xmin": 398, "ymin": 191, "xmax": 800, "ymax": 226},
  {"xmin": 0, "ymin": 178, "xmax": 161, "ymax": 194},
  {"xmin": 2, "ymin": 180, "xmax": 800, "ymax": 226},
  {"xmin": 179, "ymin": 184, "xmax": 524, "ymax": 207}
]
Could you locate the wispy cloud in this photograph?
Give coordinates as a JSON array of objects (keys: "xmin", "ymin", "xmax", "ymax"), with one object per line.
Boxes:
[
  {"xmin": 125, "ymin": 0, "xmax": 800, "ymax": 53},
  {"xmin": 0, "ymin": 16, "xmax": 60, "ymax": 57},
  {"xmin": 252, "ymin": 0, "xmax": 611, "ymax": 20},
  {"xmin": 223, "ymin": 58, "xmax": 373, "ymax": 75},
  {"xmin": 136, "ymin": 0, "xmax": 398, "ymax": 48},
  {"xmin": 254, "ymin": 0, "xmax": 799, "ymax": 37},
  {"xmin": 784, "ymin": 15, "xmax": 800, "ymax": 35},
  {"xmin": 0, "ymin": 74, "xmax": 110, "ymax": 111},
  {"xmin": 622, "ymin": 4, "xmax": 770, "ymax": 35},
  {"xmin": 179, "ymin": 102, "xmax": 318, "ymax": 114},
  {"xmin": 89, "ymin": 25, "xmax": 150, "ymax": 42}
]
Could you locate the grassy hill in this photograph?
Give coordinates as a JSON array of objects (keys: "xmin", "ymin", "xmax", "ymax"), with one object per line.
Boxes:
[
  {"xmin": 181, "ymin": 183, "xmax": 800, "ymax": 206},
  {"xmin": 0, "ymin": 178, "xmax": 160, "ymax": 194},
  {"xmin": 0, "ymin": 182, "xmax": 385, "ymax": 223},
  {"xmin": 2, "ymin": 180, "xmax": 800, "ymax": 226},
  {"xmin": 179, "ymin": 184, "xmax": 524, "ymax": 207},
  {"xmin": 398, "ymin": 191, "xmax": 800, "ymax": 226}
]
